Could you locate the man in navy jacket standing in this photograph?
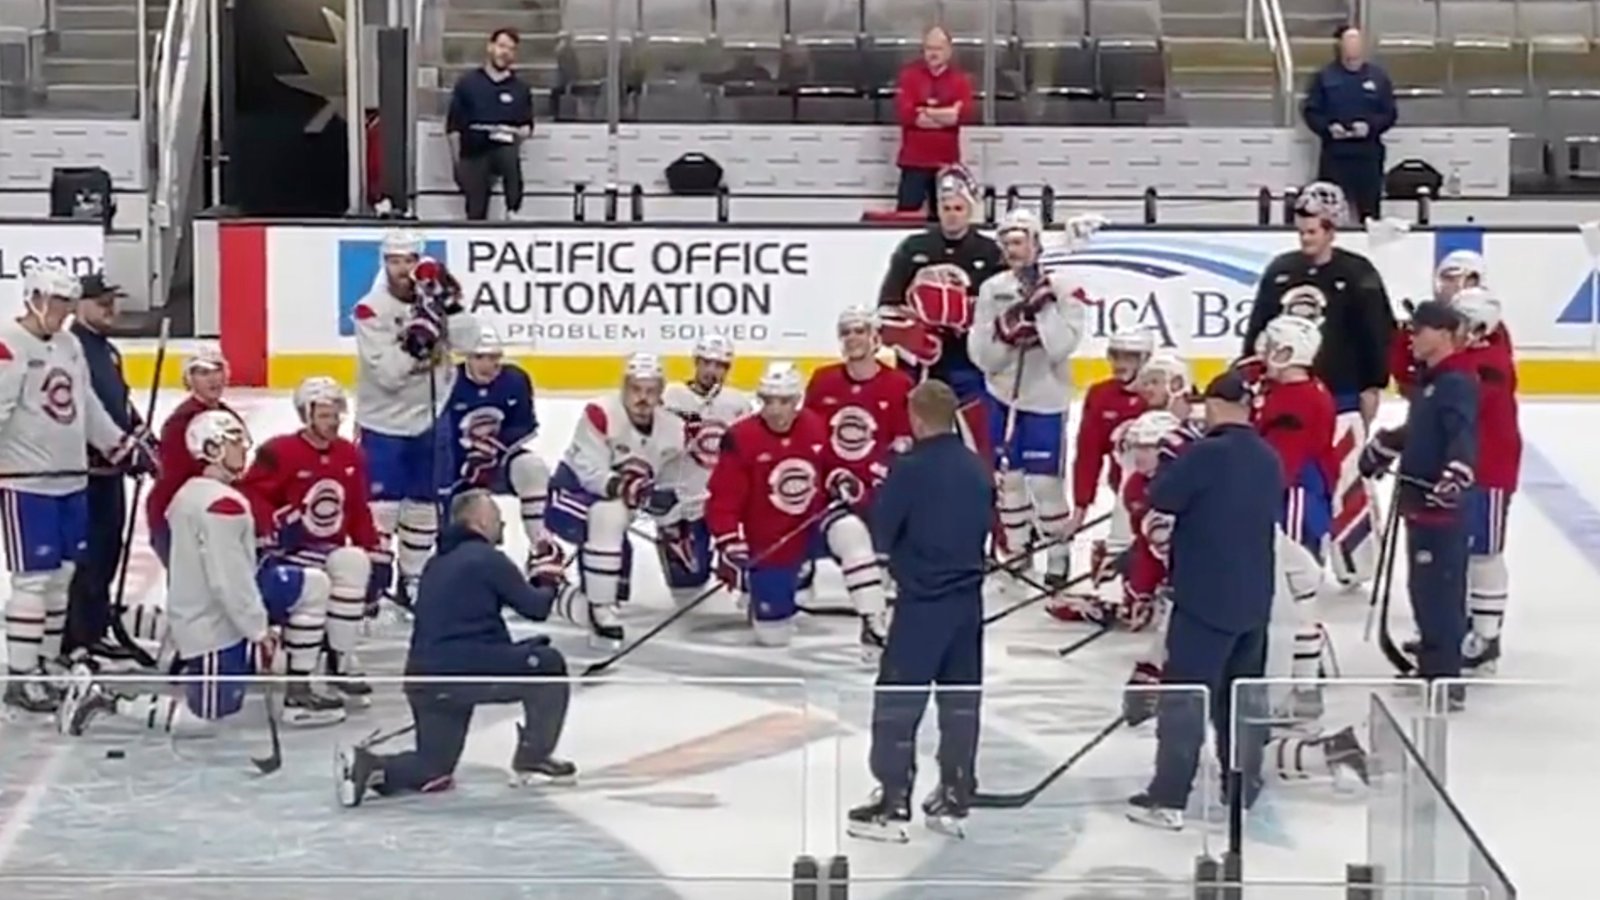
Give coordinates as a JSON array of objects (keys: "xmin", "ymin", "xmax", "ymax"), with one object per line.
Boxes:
[
  {"xmin": 1129, "ymin": 371, "xmax": 1282, "ymax": 831},
  {"xmin": 1302, "ymin": 25, "xmax": 1397, "ymax": 222},
  {"xmin": 335, "ymin": 489, "xmax": 574, "ymax": 806}
]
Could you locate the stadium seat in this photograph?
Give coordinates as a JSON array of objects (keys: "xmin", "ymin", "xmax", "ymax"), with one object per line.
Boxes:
[
  {"xmin": 1369, "ymin": 1, "xmax": 1449, "ymax": 124},
  {"xmin": 557, "ymin": 0, "xmax": 641, "ymax": 117},
  {"xmin": 1439, "ymin": 1, "xmax": 1526, "ymax": 103},
  {"xmin": 1090, "ymin": 0, "xmax": 1168, "ymax": 123},
  {"xmin": 862, "ymin": 0, "xmax": 938, "ymax": 102},
  {"xmin": 709, "ymin": 0, "xmax": 789, "ymax": 122},
  {"xmin": 788, "ymin": 0, "xmax": 872, "ymax": 124},
  {"xmin": 1016, "ymin": 0, "xmax": 1106, "ymax": 124},
  {"xmin": 1165, "ymin": 38, "xmax": 1281, "ymax": 126},
  {"xmin": 634, "ymin": 0, "xmax": 716, "ymax": 121}
]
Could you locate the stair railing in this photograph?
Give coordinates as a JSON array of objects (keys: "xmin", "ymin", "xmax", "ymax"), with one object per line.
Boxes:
[
  {"xmin": 1255, "ymin": 0, "xmax": 1297, "ymax": 126},
  {"xmin": 148, "ymin": 0, "xmax": 208, "ymax": 308}
]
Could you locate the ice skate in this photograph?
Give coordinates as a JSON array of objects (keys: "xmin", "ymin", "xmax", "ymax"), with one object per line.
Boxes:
[
  {"xmin": 56, "ymin": 664, "xmax": 113, "ymax": 736},
  {"xmin": 508, "ymin": 725, "xmax": 578, "ymax": 787},
  {"xmin": 4, "ymin": 677, "xmax": 59, "ymax": 714},
  {"xmin": 335, "ymin": 744, "xmax": 382, "ymax": 808},
  {"xmin": 325, "ymin": 650, "xmax": 373, "ymax": 706},
  {"xmin": 81, "ymin": 639, "xmax": 147, "ymax": 674},
  {"xmin": 921, "ymin": 782, "xmax": 970, "ymax": 838},
  {"xmin": 1463, "ymin": 633, "xmax": 1501, "ymax": 676},
  {"xmin": 282, "ymin": 682, "xmax": 347, "ymax": 727},
  {"xmin": 1320, "ymin": 726, "xmax": 1370, "ymax": 788},
  {"xmin": 859, "ymin": 613, "xmax": 888, "ymax": 666},
  {"xmin": 1125, "ymin": 792, "xmax": 1184, "ymax": 831},
  {"xmin": 846, "ymin": 786, "xmax": 911, "ymax": 843},
  {"xmin": 588, "ymin": 602, "xmax": 624, "ymax": 648}
]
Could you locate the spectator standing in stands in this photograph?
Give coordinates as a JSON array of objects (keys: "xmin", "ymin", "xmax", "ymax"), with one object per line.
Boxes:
[
  {"xmin": 448, "ymin": 28, "xmax": 535, "ymax": 221},
  {"xmin": 1301, "ymin": 25, "xmax": 1396, "ymax": 223},
  {"xmin": 894, "ymin": 27, "xmax": 973, "ymax": 217}
]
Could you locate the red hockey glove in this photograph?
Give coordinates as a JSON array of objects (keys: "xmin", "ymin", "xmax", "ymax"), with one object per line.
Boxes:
[
  {"xmin": 879, "ymin": 306, "xmax": 943, "ymax": 368},
  {"xmin": 825, "ymin": 468, "xmax": 865, "ymax": 507},
  {"xmin": 1090, "ymin": 539, "xmax": 1130, "ymax": 585},
  {"xmin": 401, "ymin": 312, "xmax": 443, "ymax": 360},
  {"xmin": 906, "ymin": 264, "xmax": 974, "ymax": 331},
  {"xmin": 658, "ymin": 521, "xmax": 697, "ymax": 575},
  {"xmin": 526, "ymin": 538, "xmax": 566, "ymax": 589},
  {"xmin": 411, "ymin": 257, "xmax": 463, "ymax": 315},
  {"xmin": 607, "ymin": 461, "xmax": 655, "ymax": 509},
  {"xmin": 995, "ymin": 304, "xmax": 1040, "ymax": 346},
  {"xmin": 1426, "ymin": 460, "xmax": 1475, "ymax": 509},
  {"xmin": 1118, "ymin": 586, "xmax": 1157, "ymax": 632}
]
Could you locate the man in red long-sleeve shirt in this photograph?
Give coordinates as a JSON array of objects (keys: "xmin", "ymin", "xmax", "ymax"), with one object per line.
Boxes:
[{"xmin": 894, "ymin": 27, "xmax": 973, "ymax": 216}]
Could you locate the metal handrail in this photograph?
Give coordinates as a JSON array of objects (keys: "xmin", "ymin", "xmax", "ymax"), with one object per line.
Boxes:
[{"xmin": 1256, "ymin": 0, "xmax": 1298, "ymax": 125}]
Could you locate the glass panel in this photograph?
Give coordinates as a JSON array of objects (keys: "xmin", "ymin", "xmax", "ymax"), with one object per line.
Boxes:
[
  {"xmin": 1369, "ymin": 691, "xmax": 1515, "ymax": 900},
  {"xmin": 1229, "ymin": 678, "xmax": 1427, "ymax": 884},
  {"xmin": 828, "ymin": 682, "xmax": 1215, "ymax": 887},
  {"xmin": 1426, "ymin": 679, "xmax": 1591, "ymax": 900},
  {"xmin": 0, "ymin": 674, "xmax": 812, "ymax": 887},
  {"xmin": 2, "ymin": 0, "xmax": 142, "ymax": 117}
]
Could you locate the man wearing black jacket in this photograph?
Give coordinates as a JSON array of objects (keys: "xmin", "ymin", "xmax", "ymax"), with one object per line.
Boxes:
[
  {"xmin": 335, "ymin": 489, "xmax": 574, "ymax": 806},
  {"xmin": 66, "ymin": 275, "xmax": 145, "ymax": 658},
  {"xmin": 1242, "ymin": 182, "xmax": 1396, "ymax": 586},
  {"xmin": 447, "ymin": 28, "xmax": 535, "ymax": 221}
]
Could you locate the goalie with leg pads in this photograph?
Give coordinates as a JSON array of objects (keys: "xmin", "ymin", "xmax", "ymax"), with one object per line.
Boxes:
[
  {"xmin": 706, "ymin": 363, "xmax": 888, "ymax": 655},
  {"xmin": 968, "ymin": 209, "xmax": 1089, "ymax": 591},
  {"xmin": 546, "ymin": 353, "xmax": 689, "ymax": 646}
]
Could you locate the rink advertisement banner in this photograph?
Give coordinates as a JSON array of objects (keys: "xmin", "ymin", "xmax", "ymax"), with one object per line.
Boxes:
[{"xmin": 0, "ymin": 222, "xmax": 105, "ymax": 318}]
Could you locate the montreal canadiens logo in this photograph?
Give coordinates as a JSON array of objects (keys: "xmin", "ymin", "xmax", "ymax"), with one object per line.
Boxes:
[
  {"xmin": 302, "ymin": 478, "xmax": 347, "ymax": 539},
  {"xmin": 767, "ymin": 458, "xmax": 817, "ymax": 516},
  {"xmin": 687, "ymin": 419, "xmax": 727, "ymax": 468},
  {"xmin": 40, "ymin": 368, "xmax": 75, "ymax": 425},
  {"xmin": 460, "ymin": 408, "xmax": 505, "ymax": 451},
  {"xmin": 828, "ymin": 407, "xmax": 877, "ymax": 463}
]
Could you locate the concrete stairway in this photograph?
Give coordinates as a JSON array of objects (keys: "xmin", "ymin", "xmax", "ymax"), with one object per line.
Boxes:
[{"xmin": 36, "ymin": 0, "xmax": 165, "ymax": 117}]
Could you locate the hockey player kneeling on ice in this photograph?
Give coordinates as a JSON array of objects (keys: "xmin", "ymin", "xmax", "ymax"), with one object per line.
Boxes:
[
  {"xmin": 847, "ymin": 380, "xmax": 991, "ymax": 843},
  {"xmin": 147, "ymin": 342, "xmax": 240, "ymax": 566},
  {"xmin": 658, "ymin": 335, "xmax": 751, "ymax": 608},
  {"xmin": 547, "ymin": 353, "xmax": 688, "ymax": 646},
  {"xmin": 705, "ymin": 362, "xmax": 889, "ymax": 655},
  {"xmin": 353, "ymin": 230, "xmax": 479, "ymax": 609},
  {"xmin": 968, "ymin": 208, "xmax": 1087, "ymax": 594},
  {"xmin": 1128, "ymin": 372, "xmax": 1279, "ymax": 832},
  {"xmin": 59, "ymin": 412, "xmax": 345, "ymax": 737},
  {"xmin": 335, "ymin": 489, "xmax": 574, "ymax": 806}
]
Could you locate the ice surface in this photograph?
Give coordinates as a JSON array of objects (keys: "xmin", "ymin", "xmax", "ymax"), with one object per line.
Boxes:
[{"xmin": 0, "ymin": 390, "xmax": 1594, "ymax": 898}]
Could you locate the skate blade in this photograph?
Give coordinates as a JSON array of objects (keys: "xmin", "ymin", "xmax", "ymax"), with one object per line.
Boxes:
[
  {"xmin": 507, "ymin": 770, "xmax": 580, "ymax": 788},
  {"xmin": 1124, "ymin": 809, "xmax": 1184, "ymax": 832},
  {"xmin": 587, "ymin": 635, "xmax": 623, "ymax": 652},
  {"xmin": 924, "ymin": 814, "xmax": 967, "ymax": 839},
  {"xmin": 1004, "ymin": 643, "xmax": 1064, "ymax": 659},
  {"xmin": 845, "ymin": 820, "xmax": 910, "ymax": 844},
  {"xmin": 284, "ymin": 709, "xmax": 348, "ymax": 729}
]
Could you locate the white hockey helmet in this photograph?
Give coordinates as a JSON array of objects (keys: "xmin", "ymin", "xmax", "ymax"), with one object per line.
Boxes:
[
  {"xmin": 469, "ymin": 324, "xmax": 504, "ymax": 356},
  {"xmin": 692, "ymin": 333, "xmax": 735, "ymax": 364},
  {"xmin": 1138, "ymin": 351, "xmax": 1192, "ymax": 397},
  {"xmin": 1125, "ymin": 410, "xmax": 1183, "ymax": 447},
  {"xmin": 1262, "ymin": 314, "xmax": 1323, "ymax": 370},
  {"xmin": 1281, "ymin": 284, "xmax": 1328, "ymax": 322},
  {"xmin": 756, "ymin": 361, "xmax": 804, "ymax": 399},
  {"xmin": 1293, "ymin": 181, "xmax": 1349, "ymax": 225},
  {"xmin": 836, "ymin": 305, "xmax": 877, "ymax": 333},
  {"xmin": 23, "ymin": 261, "xmax": 81, "ymax": 305},
  {"xmin": 186, "ymin": 409, "xmax": 251, "ymax": 466},
  {"xmin": 381, "ymin": 229, "xmax": 424, "ymax": 259},
  {"xmin": 1435, "ymin": 250, "xmax": 1487, "ymax": 295},
  {"xmin": 182, "ymin": 342, "xmax": 228, "ymax": 384},
  {"xmin": 997, "ymin": 208, "xmax": 1042, "ymax": 244},
  {"xmin": 1106, "ymin": 328, "xmax": 1156, "ymax": 357},
  {"xmin": 622, "ymin": 351, "xmax": 665, "ymax": 383},
  {"xmin": 293, "ymin": 375, "xmax": 347, "ymax": 422},
  {"xmin": 1451, "ymin": 286, "xmax": 1503, "ymax": 339}
]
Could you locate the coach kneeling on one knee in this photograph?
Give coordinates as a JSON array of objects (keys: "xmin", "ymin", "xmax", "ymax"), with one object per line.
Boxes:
[
  {"xmin": 1129, "ymin": 371, "xmax": 1281, "ymax": 832},
  {"xmin": 335, "ymin": 489, "xmax": 574, "ymax": 806}
]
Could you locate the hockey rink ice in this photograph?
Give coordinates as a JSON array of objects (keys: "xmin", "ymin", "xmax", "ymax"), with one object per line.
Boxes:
[{"xmin": 1, "ymin": 389, "xmax": 1597, "ymax": 899}]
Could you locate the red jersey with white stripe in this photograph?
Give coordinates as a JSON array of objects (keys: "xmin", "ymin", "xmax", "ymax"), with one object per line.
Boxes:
[
  {"xmin": 146, "ymin": 395, "xmax": 245, "ymax": 531},
  {"xmin": 238, "ymin": 431, "xmax": 379, "ymax": 551},
  {"xmin": 1072, "ymin": 378, "xmax": 1146, "ymax": 511},
  {"xmin": 706, "ymin": 410, "xmax": 843, "ymax": 567},
  {"xmin": 802, "ymin": 362, "xmax": 914, "ymax": 502},
  {"xmin": 1120, "ymin": 470, "xmax": 1166, "ymax": 602},
  {"xmin": 1459, "ymin": 325, "xmax": 1520, "ymax": 491},
  {"xmin": 1253, "ymin": 377, "xmax": 1338, "ymax": 492}
]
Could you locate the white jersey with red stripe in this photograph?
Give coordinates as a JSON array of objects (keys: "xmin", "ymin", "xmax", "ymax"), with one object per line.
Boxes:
[
  {"xmin": 351, "ymin": 285, "xmax": 479, "ymax": 437},
  {"xmin": 558, "ymin": 395, "xmax": 690, "ymax": 499},
  {"xmin": 166, "ymin": 477, "xmax": 267, "ymax": 658},
  {"xmin": 660, "ymin": 381, "xmax": 751, "ymax": 524},
  {"xmin": 0, "ymin": 322, "xmax": 129, "ymax": 496}
]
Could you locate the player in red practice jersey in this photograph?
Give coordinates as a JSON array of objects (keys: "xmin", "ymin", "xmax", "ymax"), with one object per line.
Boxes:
[
  {"xmin": 1392, "ymin": 251, "xmax": 1488, "ymax": 397},
  {"xmin": 1449, "ymin": 287, "xmax": 1520, "ymax": 673},
  {"xmin": 238, "ymin": 376, "xmax": 381, "ymax": 702},
  {"xmin": 803, "ymin": 306, "xmax": 915, "ymax": 506},
  {"xmin": 1253, "ymin": 316, "xmax": 1339, "ymax": 718},
  {"xmin": 1112, "ymin": 410, "xmax": 1185, "ymax": 725},
  {"xmin": 146, "ymin": 344, "xmax": 244, "ymax": 564},
  {"xmin": 707, "ymin": 362, "xmax": 888, "ymax": 657}
]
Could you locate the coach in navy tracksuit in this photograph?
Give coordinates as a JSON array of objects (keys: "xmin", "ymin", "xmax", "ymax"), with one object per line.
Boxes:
[
  {"xmin": 856, "ymin": 380, "xmax": 993, "ymax": 830},
  {"xmin": 67, "ymin": 275, "xmax": 144, "ymax": 656},
  {"xmin": 1361, "ymin": 301, "xmax": 1478, "ymax": 679},
  {"xmin": 1129, "ymin": 371, "xmax": 1281, "ymax": 831},
  {"xmin": 345, "ymin": 489, "xmax": 572, "ymax": 801},
  {"xmin": 1302, "ymin": 25, "xmax": 1397, "ymax": 222}
]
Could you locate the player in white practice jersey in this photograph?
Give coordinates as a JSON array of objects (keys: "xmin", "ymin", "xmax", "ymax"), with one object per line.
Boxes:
[
  {"xmin": 547, "ymin": 353, "xmax": 689, "ymax": 644},
  {"xmin": 968, "ymin": 209, "xmax": 1088, "ymax": 590},
  {"xmin": 658, "ymin": 335, "xmax": 752, "ymax": 607},
  {"xmin": 0, "ymin": 262, "xmax": 152, "ymax": 712},
  {"xmin": 352, "ymin": 230, "xmax": 479, "ymax": 607},
  {"xmin": 58, "ymin": 411, "xmax": 347, "ymax": 736}
]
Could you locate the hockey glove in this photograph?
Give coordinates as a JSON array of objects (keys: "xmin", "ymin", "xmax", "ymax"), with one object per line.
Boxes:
[
  {"xmin": 1123, "ymin": 661, "xmax": 1163, "ymax": 727},
  {"xmin": 995, "ymin": 304, "xmax": 1040, "ymax": 347},
  {"xmin": 879, "ymin": 306, "xmax": 943, "ymax": 368},
  {"xmin": 1118, "ymin": 587, "xmax": 1158, "ymax": 632},
  {"xmin": 271, "ymin": 505, "xmax": 310, "ymax": 550},
  {"xmin": 825, "ymin": 469, "xmax": 866, "ymax": 507},
  {"xmin": 657, "ymin": 521, "xmax": 698, "ymax": 576},
  {"xmin": 411, "ymin": 257, "xmax": 464, "ymax": 316},
  {"xmin": 1358, "ymin": 431, "xmax": 1402, "ymax": 479},
  {"xmin": 1140, "ymin": 511, "xmax": 1174, "ymax": 564},
  {"xmin": 906, "ymin": 264, "xmax": 975, "ymax": 331},
  {"xmin": 461, "ymin": 435, "xmax": 507, "ymax": 486},
  {"xmin": 1425, "ymin": 460, "xmax": 1475, "ymax": 509},
  {"xmin": 714, "ymin": 534, "xmax": 751, "ymax": 590},
  {"xmin": 642, "ymin": 486, "xmax": 679, "ymax": 518},
  {"xmin": 1089, "ymin": 538, "xmax": 1131, "ymax": 585},
  {"xmin": 607, "ymin": 462, "xmax": 655, "ymax": 509},
  {"xmin": 401, "ymin": 312, "xmax": 443, "ymax": 360},
  {"xmin": 526, "ymin": 538, "xmax": 566, "ymax": 589}
]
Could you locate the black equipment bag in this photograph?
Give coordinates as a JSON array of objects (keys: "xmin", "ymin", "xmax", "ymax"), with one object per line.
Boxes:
[
  {"xmin": 50, "ymin": 166, "xmax": 116, "ymax": 228},
  {"xmin": 1384, "ymin": 159, "xmax": 1443, "ymax": 199},
  {"xmin": 665, "ymin": 152, "xmax": 724, "ymax": 196}
]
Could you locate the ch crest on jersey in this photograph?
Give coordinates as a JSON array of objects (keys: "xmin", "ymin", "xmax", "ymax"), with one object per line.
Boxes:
[
  {"xmin": 459, "ymin": 407, "xmax": 506, "ymax": 451},
  {"xmin": 685, "ymin": 417, "xmax": 726, "ymax": 469},
  {"xmin": 303, "ymin": 478, "xmax": 347, "ymax": 539},
  {"xmin": 768, "ymin": 458, "xmax": 817, "ymax": 515},
  {"xmin": 828, "ymin": 406, "xmax": 878, "ymax": 463},
  {"xmin": 41, "ymin": 367, "xmax": 76, "ymax": 425}
]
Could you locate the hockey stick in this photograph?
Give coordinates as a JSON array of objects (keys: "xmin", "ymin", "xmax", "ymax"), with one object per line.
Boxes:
[
  {"xmin": 581, "ymin": 504, "xmax": 836, "ymax": 677},
  {"xmin": 1005, "ymin": 621, "xmax": 1115, "ymax": 659},
  {"xmin": 980, "ymin": 510, "xmax": 1111, "ymax": 626},
  {"xmin": 969, "ymin": 714, "xmax": 1124, "ymax": 809},
  {"xmin": 107, "ymin": 316, "xmax": 170, "ymax": 667},
  {"xmin": 0, "ymin": 466, "xmax": 125, "ymax": 480},
  {"xmin": 1371, "ymin": 493, "xmax": 1414, "ymax": 676},
  {"xmin": 251, "ymin": 684, "xmax": 284, "ymax": 775}
]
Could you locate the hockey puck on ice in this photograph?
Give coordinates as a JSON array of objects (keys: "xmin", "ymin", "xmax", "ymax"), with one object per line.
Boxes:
[{"xmin": 104, "ymin": 749, "xmax": 126, "ymax": 760}]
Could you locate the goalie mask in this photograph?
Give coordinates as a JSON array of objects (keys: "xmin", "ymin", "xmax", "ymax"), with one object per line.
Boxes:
[
  {"xmin": 1434, "ymin": 250, "xmax": 1487, "ymax": 301},
  {"xmin": 1293, "ymin": 181, "xmax": 1349, "ymax": 226},
  {"xmin": 1451, "ymin": 286, "xmax": 1502, "ymax": 342},
  {"xmin": 187, "ymin": 409, "xmax": 251, "ymax": 478},
  {"xmin": 1106, "ymin": 328, "xmax": 1156, "ymax": 383},
  {"xmin": 1261, "ymin": 315, "xmax": 1322, "ymax": 373}
]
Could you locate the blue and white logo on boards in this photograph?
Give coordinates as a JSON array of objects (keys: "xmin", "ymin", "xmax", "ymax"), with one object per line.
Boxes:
[
  {"xmin": 1039, "ymin": 236, "xmax": 1276, "ymax": 347},
  {"xmin": 336, "ymin": 238, "xmax": 448, "ymax": 336},
  {"xmin": 1556, "ymin": 271, "xmax": 1600, "ymax": 325}
]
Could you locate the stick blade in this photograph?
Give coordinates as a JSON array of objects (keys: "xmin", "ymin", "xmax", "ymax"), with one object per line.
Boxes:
[{"xmin": 251, "ymin": 753, "xmax": 283, "ymax": 776}]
